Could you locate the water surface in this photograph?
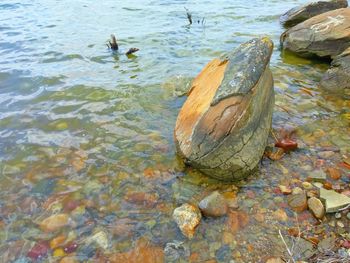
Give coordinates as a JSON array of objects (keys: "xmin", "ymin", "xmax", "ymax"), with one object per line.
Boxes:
[{"xmin": 1, "ymin": 0, "xmax": 349, "ymax": 262}]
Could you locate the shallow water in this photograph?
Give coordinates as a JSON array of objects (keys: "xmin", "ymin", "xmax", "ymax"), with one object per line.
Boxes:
[{"xmin": 0, "ymin": 0, "xmax": 349, "ymax": 262}]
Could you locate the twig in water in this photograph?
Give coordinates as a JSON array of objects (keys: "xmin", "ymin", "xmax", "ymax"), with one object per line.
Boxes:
[
  {"xmin": 125, "ymin": 48, "xmax": 139, "ymax": 56},
  {"xmin": 279, "ymin": 229, "xmax": 296, "ymax": 263},
  {"xmin": 270, "ymin": 129, "xmax": 279, "ymax": 143},
  {"xmin": 184, "ymin": 7, "xmax": 192, "ymax": 25},
  {"xmin": 108, "ymin": 34, "xmax": 119, "ymax": 51}
]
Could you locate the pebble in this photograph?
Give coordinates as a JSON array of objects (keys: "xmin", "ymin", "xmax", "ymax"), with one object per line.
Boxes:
[
  {"xmin": 198, "ymin": 191, "xmax": 228, "ymax": 217},
  {"xmin": 302, "ymin": 182, "xmax": 313, "ymax": 190},
  {"xmin": 307, "ymin": 197, "xmax": 325, "ymax": 219},
  {"xmin": 347, "ymin": 213, "xmax": 350, "ymax": 220},
  {"xmin": 173, "ymin": 203, "xmax": 201, "ymax": 239},
  {"xmin": 335, "ymin": 213, "xmax": 342, "ymax": 219},
  {"xmin": 292, "ymin": 187, "xmax": 303, "ymax": 195},
  {"xmin": 308, "ymin": 170, "xmax": 327, "ymax": 183},
  {"xmin": 278, "ymin": 185, "xmax": 292, "ymax": 195},
  {"xmin": 288, "ymin": 192, "xmax": 308, "ymax": 212},
  {"xmin": 40, "ymin": 214, "xmax": 70, "ymax": 232},
  {"xmin": 337, "ymin": 221, "xmax": 345, "ymax": 228}
]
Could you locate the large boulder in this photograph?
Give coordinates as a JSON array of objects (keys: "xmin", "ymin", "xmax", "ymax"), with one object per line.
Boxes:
[
  {"xmin": 174, "ymin": 37, "xmax": 274, "ymax": 181},
  {"xmin": 320, "ymin": 47, "xmax": 350, "ymax": 94},
  {"xmin": 280, "ymin": 0, "xmax": 348, "ymax": 28},
  {"xmin": 281, "ymin": 8, "xmax": 350, "ymax": 58}
]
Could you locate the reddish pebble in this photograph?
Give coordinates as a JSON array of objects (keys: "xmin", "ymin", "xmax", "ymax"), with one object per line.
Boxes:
[
  {"xmin": 246, "ymin": 190, "xmax": 255, "ymax": 199},
  {"xmin": 64, "ymin": 200, "xmax": 80, "ymax": 212},
  {"xmin": 275, "ymin": 139, "xmax": 298, "ymax": 151},
  {"xmin": 323, "ymin": 182, "xmax": 333, "ymax": 190},
  {"xmin": 63, "ymin": 242, "xmax": 78, "ymax": 254},
  {"xmin": 342, "ymin": 240, "xmax": 350, "ymax": 249},
  {"xmin": 27, "ymin": 241, "xmax": 49, "ymax": 260}
]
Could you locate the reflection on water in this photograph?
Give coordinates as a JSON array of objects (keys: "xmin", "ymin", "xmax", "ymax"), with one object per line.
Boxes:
[{"xmin": 0, "ymin": 0, "xmax": 349, "ymax": 262}]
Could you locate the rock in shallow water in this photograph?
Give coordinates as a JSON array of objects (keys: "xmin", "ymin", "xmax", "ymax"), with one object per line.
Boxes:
[
  {"xmin": 173, "ymin": 204, "xmax": 202, "ymax": 239},
  {"xmin": 280, "ymin": 0, "xmax": 348, "ymax": 27},
  {"xmin": 174, "ymin": 37, "xmax": 274, "ymax": 181},
  {"xmin": 281, "ymin": 8, "xmax": 350, "ymax": 58},
  {"xmin": 198, "ymin": 191, "xmax": 228, "ymax": 217},
  {"xmin": 320, "ymin": 48, "xmax": 350, "ymax": 95},
  {"xmin": 307, "ymin": 197, "xmax": 325, "ymax": 219},
  {"xmin": 320, "ymin": 188, "xmax": 350, "ymax": 213},
  {"xmin": 288, "ymin": 191, "xmax": 308, "ymax": 212}
]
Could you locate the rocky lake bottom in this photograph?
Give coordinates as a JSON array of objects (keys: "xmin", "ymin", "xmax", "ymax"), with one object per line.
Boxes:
[{"xmin": 0, "ymin": 0, "xmax": 349, "ymax": 262}]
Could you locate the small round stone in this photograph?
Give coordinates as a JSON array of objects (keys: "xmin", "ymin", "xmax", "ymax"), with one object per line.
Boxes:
[{"xmin": 335, "ymin": 213, "xmax": 342, "ymax": 219}]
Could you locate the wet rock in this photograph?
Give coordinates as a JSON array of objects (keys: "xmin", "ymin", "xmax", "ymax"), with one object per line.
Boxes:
[
  {"xmin": 173, "ymin": 203, "xmax": 201, "ymax": 239},
  {"xmin": 109, "ymin": 238, "xmax": 164, "ymax": 263},
  {"xmin": 40, "ymin": 213, "xmax": 70, "ymax": 232},
  {"xmin": 198, "ymin": 191, "xmax": 228, "ymax": 217},
  {"xmin": 320, "ymin": 188, "xmax": 350, "ymax": 212},
  {"xmin": 226, "ymin": 211, "xmax": 249, "ymax": 234},
  {"xmin": 318, "ymin": 236, "xmax": 336, "ymax": 252},
  {"xmin": 164, "ymin": 241, "xmax": 190, "ymax": 262},
  {"xmin": 266, "ymin": 257, "xmax": 284, "ymax": 263},
  {"xmin": 281, "ymin": 8, "xmax": 350, "ymax": 58},
  {"xmin": 280, "ymin": 0, "xmax": 348, "ymax": 27},
  {"xmin": 215, "ymin": 244, "xmax": 231, "ymax": 263},
  {"xmin": 292, "ymin": 187, "xmax": 304, "ymax": 195},
  {"xmin": 308, "ymin": 170, "xmax": 327, "ymax": 182},
  {"xmin": 327, "ymin": 167, "xmax": 342, "ymax": 180},
  {"xmin": 27, "ymin": 241, "xmax": 49, "ymax": 261},
  {"xmin": 289, "ymin": 238, "xmax": 316, "ymax": 260},
  {"xmin": 320, "ymin": 48, "xmax": 350, "ymax": 94},
  {"xmin": 87, "ymin": 230, "xmax": 109, "ymax": 250},
  {"xmin": 279, "ymin": 185, "xmax": 292, "ymax": 195},
  {"xmin": 302, "ymin": 182, "xmax": 313, "ymax": 190},
  {"xmin": 288, "ymin": 192, "xmax": 308, "ymax": 212},
  {"xmin": 307, "ymin": 197, "xmax": 325, "ymax": 219},
  {"xmin": 335, "ymin": 212, "xmax": 342, "ymax": 219},
  {"xmin": 174, "ymin": 37, "xmax": 274, "ymax": 181}
]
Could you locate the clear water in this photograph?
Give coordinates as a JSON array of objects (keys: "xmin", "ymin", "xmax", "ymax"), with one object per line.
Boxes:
[{"xmin": 0, "ymin": 0, "xmax": 349, "ymax": 262}]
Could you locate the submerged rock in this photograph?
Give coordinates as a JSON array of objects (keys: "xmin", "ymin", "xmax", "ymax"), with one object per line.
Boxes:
[
  {"xmin": 280, "ymin": 0, "xmax": 348, "ymax": 27},
  {"xmin": 281, "ymin": 8, "xmax": 350, "ymax": 58},
  {"xmin": 198, "ymin": 191, "xmax": 228, "ymax": 217},
  {"xmin": 39, "ymin": 214, "xmax": 70, "ymax": 232},
  {"xmin": 320, "ymin": 48, "xmax": 350, "ymax": 94},
  {"xmin": 174, "ymin": 37, "xmax": 274, "ymax": 181},
  {"xmin": 307, "ymin": 197, "xmax": 325, "ymax": 219},
  {"xmin": 288, "ymin": 191, "xmax": 308, "ymax": 212},
  {"xmin": 320, "ymin": 188, "xmax": 350, "ymax": 213},
  {"xmin": 173, "ymin": 204, "xmax": 201, "ymax": 239}
]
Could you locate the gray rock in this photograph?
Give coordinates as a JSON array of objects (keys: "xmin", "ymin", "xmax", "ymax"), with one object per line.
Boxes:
[
  {"xmin": 320, "ymin": 48, "xmax": 350, "ymax": 95},
  {"xmin": 280, "ymin": 0, "xmax": 348, "ymax": 27},
  {"xmin": 308, "ymin": 197, "xmax": 325, "ymax": 219},
  {"xmin": 281, "ymin": 8, "xmax": 350, "ymax": 58},
  {"xmin": 308, "ymin": 170, "xmax": 327, "ymax": 182},
  {"xmin": 164, "ymin": 241, "xmax": 190, "ymax": 262},
  {"xmin": 318, "ymin": 236, "xmax": 337, "ymax": 252},
  {"xmin": 198, "ymin": 191, "xmax": 228, "ymax": 217},
  {"xmin": 320, "ymin": 188, "xmax": 350, "ymax": 213},
  {"xmin": 175, "ymin": 37, "xmax": 274, "ymax": 181}
]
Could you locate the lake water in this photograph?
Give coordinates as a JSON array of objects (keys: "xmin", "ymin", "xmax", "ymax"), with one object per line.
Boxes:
[{"xmin": 1, "ymin": 0, "xmax": 350, "ymax": 262}]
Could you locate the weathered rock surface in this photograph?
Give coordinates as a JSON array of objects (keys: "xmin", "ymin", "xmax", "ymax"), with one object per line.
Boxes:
[
  {"xmin": 307, "ymin": 197, "xmax": 325, "ymax": 219},
  {"xmin": 281, "ymin": 8, "xmax": 350, "ymax": 58},
  {"xmin": 320, "ymin": 188, "xmax": 350, "ymax": 213},
  {"xmin": 320, "ymin": 48, "xmax": 350, "ymax": 94},
  {"xmin": 198, "ymin": 191, "xmax": 228, "ymax": 217},
  {"xmin": 174, "ymin": 37, "xmax": 274, "ymax": 181},
  {"xmin": 173, "ymin": 203, "xmax": 201, "ymax": 239},
  {"xmin": 280, "ymin": 0, "xmax": 348, "ymax": 27}
]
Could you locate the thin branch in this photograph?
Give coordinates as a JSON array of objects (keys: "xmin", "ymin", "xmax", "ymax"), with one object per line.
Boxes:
[{"xmin": 184, "ymin": 7, "xmax": 192, "ymax": 25}]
